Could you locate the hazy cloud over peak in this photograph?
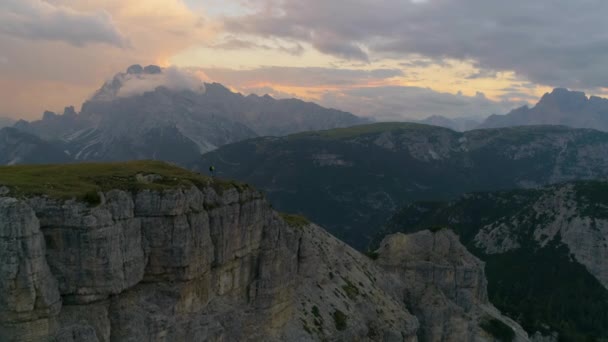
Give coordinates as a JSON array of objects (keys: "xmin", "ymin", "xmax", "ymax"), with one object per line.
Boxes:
[
  {"xmin": 0, "ymin": 0, "xmax": 127, "ymax": 47},
  {"xmin": 118, "ymin": 67, "xmax": 204, "ymax": 97},
  {"xmin": 94, "ymin": 66, "xmax": 205, "ymax": 99}
]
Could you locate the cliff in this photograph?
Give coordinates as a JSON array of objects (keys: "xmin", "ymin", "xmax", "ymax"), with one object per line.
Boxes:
[
  {"xmin": 381, "ymin": 181, "xmax": 608, "ymax": 340},
  {"xmin": 0, "ymin": 162, "xmax": 526, "ymax": 341},
  {"xmin": 376, "ymin": 230, "xmax": 528, "ymax": 342}
]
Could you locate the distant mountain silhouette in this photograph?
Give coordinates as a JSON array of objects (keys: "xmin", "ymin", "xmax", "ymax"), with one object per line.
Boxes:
[
  {"xmin": 414, "ymin": 115, "xmax": 482, "ymax": 131},
  {"xmin": 480, "ymin": 88, "xmax": 608, "ymax": 130}
]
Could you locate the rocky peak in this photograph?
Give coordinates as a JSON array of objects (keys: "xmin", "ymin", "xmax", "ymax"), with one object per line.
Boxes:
[
  {"xmin": 143, "ymin": 65, "xmax": 162, "ymax": 74},
  {"xmin": 63, "ymin": 106, "xmax": 77, "ymax": 116},
  {"xmin": 479, "ymin": 88, "xmax": 608, "ymax": 130},
  {"xmin": 126, "ymin": 64, "xmax": 143, "ymax": 74},
  {"xmin": 126, "ymin": 64, "xmax": 162, "ymax": 75},
  {"xmin": 42, "ymin": 110, "xmax": 57, "ymax": 120},
  {"xmin": 203, "ymin": 82, "xmax": 234, "ymax": 97},
  {"xmin": 536, "ymin": 88, "xmax": 588, "ymax": 111},
  {"xmin": 92, "ymin": 64, "xmax": 166, "ymax": 102},
  {"xmin": 376, "ymin": 229, "xmax": 529, "ymax": 341}
]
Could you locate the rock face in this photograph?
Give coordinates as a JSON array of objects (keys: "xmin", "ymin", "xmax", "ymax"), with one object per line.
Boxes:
[
  {"xmin": 0, "ymin": 198, "xmax": 61, "ymax": 341},
  {"xmin": 0, "ymin": 183, "xmax": 526, "ymax": 341},
  {"xmin": 282, "ymin": 224, "xmax": 419, "ymax": 341},
  {"xmin": 376, "ymin": 230, "xmax": 528, "ymax": 342},
  {"xmin": 1, "ymin": 185, "xmax": 299, "ymax": 341},
  {"xmin": 381, "ymin": 181, "xmax": 608, "ymax": 340}
]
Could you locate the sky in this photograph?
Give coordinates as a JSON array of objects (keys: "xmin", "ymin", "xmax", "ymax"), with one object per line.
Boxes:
[{"xmin": 2, "ymin": 0, "xmax": 608, "ymax": 121}]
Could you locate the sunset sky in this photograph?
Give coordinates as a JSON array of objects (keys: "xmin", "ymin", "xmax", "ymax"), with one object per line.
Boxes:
[{"xmin": 2, "ymin": 0, "xmax": 607, "ymax": 121}]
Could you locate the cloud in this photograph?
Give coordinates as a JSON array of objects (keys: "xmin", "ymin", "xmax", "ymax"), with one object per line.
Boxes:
[
  {"xmin": 199, "ymin": 66, "xmax": 523, "ymax": 120},
  {"xmin": 466, "ymin": 69, "xmax": 498, "ymax": 80},
  {"xmin": 223, "ymin": 0, "xmax": 608, "ymax": 89},
  {"xmin": 0, "ymin": 0, "xmax": 126, "ymax": 47},
  {"xmin": 201, "ymin": 66, "xmax": 403, "ymax": 87},
  {"xmin": 0, "ymin": 0, "xmax": 214, "ymax": 119},
  {"xmin": 112, "ymin": 67, "xmax": 205, "ymax": 98},
  {"xmin": 399, "ymin": 59, "xmax": 449, "ymax": 68},
  {"xmin": 498, "ymin": 91, "xmax": 541, "ymax": 102},
  {"xmin": 320, "ymin": 86, "xmax": 525, "ymax": 120},
  {"xmin": 210, "ymin": 36, "xmax": 304, "ymax": 55},
  {"xmin": 241, "ymin": 86, "xmax": 300, "ymax": 99},
  {"xmin": 311, "ymin": 32, "xmax": 369, "ymax": 62}
]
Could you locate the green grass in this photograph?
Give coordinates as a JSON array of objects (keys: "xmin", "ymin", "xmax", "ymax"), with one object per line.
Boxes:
[
  {"xmin": 280, "ymin": 213, "xmax": 311, "ymax": 228},
  {"xmin": 0, "ymin": 160, "xmax": 248, "ymax": 204}
]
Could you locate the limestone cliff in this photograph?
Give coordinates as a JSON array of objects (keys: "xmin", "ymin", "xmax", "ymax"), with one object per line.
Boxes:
[
  {"xmin": 0, "ymin": 167, "xmax": 526, "ymax": 341},
  {"xmin": 376, "ymin": 230, "xmax": 529, "ymax": 342},
  {"xmin": 381, "ymin": 181, "xmax": 608, "ymax": 340}
]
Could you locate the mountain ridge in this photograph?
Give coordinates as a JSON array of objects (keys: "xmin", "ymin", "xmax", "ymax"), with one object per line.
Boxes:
[
  {"xmin": 0, "ymin": 161, "xmax": 527, "ymax": 341},
  {"xmin": 10, "ymin": 65, "xmax": 367, "ymax": 164},
  {"xmin": 481, "ymin": 88, "xmax": 608, "ymax": 131},
  {"xmin": 196, "ymin": 122, "xmax": 608, "ymax": 249}
]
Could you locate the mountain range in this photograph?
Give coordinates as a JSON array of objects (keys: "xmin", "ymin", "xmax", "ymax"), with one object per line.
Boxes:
[
  {"xmin": 2, "ymin": 69, "xmax": 608, "ymax": 340},
  {"xmin": 403, "ymin": 89, "xmax": 608, "ymax": 133},
  {"xmin": 196, "ymin": 123, "xmax": 608, "ymax": 249},
  {"xmin": 9, "ymin": 65, "xmax": 366, "ymax": 164},
  {"xmin": 5, "ymin": 72, "xmax": 608, "ymax": 167}
]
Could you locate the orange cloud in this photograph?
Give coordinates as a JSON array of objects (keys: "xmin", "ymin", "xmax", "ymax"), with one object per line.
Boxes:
[{"xmin": 0, "ymin": 0, "xmax": 216, "ymax": 119}]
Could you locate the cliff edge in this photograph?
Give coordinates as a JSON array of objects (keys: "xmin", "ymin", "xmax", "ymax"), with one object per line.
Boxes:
[{"xmin": 0, "ymin": 161, "xmax": 526, "ymax": 341}]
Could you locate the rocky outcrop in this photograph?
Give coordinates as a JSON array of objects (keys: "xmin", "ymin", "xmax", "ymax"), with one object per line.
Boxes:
[
  {"xmin": 0, "ymin": 185, "xmax": 292, "ymax": 341},
  {"xmin": 382, "ymin": 181, "xmax": 608, "ymax": 340},
  {"xmin": 376, "ymin": 230, "xmax": 529, "ymax": 342},
  {"xmin": 282, "ymin": 224, "xmax": 419, "ymax": 341},
  {"xmin": 0, "ymin": 183, "xmax": 526, "ymax": 341},
  {"xmin": 0, "ymin": 198, "xmax": 61, "ymax": 341}
]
